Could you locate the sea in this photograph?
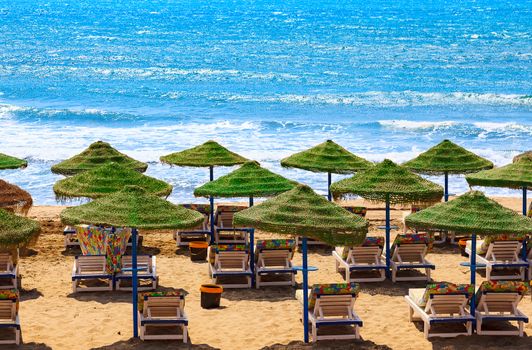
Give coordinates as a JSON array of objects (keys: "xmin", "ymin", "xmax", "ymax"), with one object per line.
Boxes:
[{"xmin": 0, "ymin": 0, "xmax": 530, "ymax": 205}]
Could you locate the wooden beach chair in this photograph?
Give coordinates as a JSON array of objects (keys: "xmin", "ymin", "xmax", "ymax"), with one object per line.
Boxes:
[
  {"xmin": 138, "ymin": 291, "xmax": 188, "ymax": 342},
  {"xmin": 0, "ymin": 290, "xmax": 20, "ymax": 345},
  {"xmin": 0, "ymin": 253, "xmax": 19, "ymax": 290},
  {"xmin": 465, "ymin": 235, "xmax": 527, "ymax": 281},
  {"xmin": 174, "ymin": 204, "xmax": 211, "ymax": 246},
  {"xmin": 333, "ymin": 236, "xmax": 387, "ymax": 282},
  {"xmin": 115, "ymin": 255, "xmax": 158, "ymax": 291},
  {"xmin": 255, "ymin": 239, "xmax": 296, "ymax": 288},
  {"xmin": 296, "ymin": 283, "xmax": 363, "ymax": 342},
  {"xmin": 405, "ymin": 282, "xmax": 474, "ymax": 338},
  {"xmin": 214, "ymin": 205, "xmax": 248, "ymax": 244},
  {"xmin": 390, "ymin": 234, "xmax": 435, "ymax": 282},
  {"xmin": 208, "ymin": 244, "xmax": 252, "ymax": 288},
  {"xmin": 71, "ymin": 255, "xmax": 113, "ymax": 293},
  {"xmin": 475, "ymin": 281, "xmax": 529, "ymax": 336}
]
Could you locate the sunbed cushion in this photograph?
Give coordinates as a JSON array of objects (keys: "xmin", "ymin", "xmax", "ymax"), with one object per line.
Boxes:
[
  {"xmin": 342, "ymin": 206, "xmax": 367, "ymax": 218},
  {"xmin": 0, "ymin": 289, "xmax": 19, "ymax": 311},
  {"xmin": 475, "ymin": 281, "xmax": 530, "ymax": 306},
  {"xmin": 209, "ymin": 244, "xmax": 248, "ymax": 263},
  {"xmin": 419, "ymin": 282, "xmax": 474, "ymax": 307},
  {"xmin": 479, "ymin": 233, "xmax": 526, "ymax": 255},
  {"xmin": 255, "ymin": 239, "xmax": 296, "ymax": 250},
  {"xmin": 308, "ymin": 283, "xmax": 360, "ymax": 310},
  {"xmin": 339, "ymin": 236, "xmax": 385, "ymax": 259},
  {"xmin": 138, "ymin": 290, "xmax": 182, "ymax": 312}
]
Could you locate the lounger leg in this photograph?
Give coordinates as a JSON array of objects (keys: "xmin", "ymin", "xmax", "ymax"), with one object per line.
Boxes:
[
  {"xmin": 424, "ymin": 322, "xmax": 430, "ymax": 339},
  {"xmin": 476, "ymin": 315, "xmax": 482, "ymax": 335},
  {"xmin": 408, "ymin": 305, "xmax": 414, "ymax": 322},
  {"xmin": 256, "ymin": 274, "xmax": 260, "ymax": 289},
  {"xmin": 392, "ymin": 266, "xmax": 397, "ymax": 283},
  {"xmin": 355, "ymin": 325, "xmax": 360, "ymax": 339},
  {"xmin": 182, "ymin": 324, "xmax": 188, "ymax": 343},
  {"xmin": 15, "ymin": 328, "xmax": 20, "ymax": 345},
  {"xmin": 291, "ymin": 272, "xmax": 296, "ymax": 287},
  {"xmin": 312, "ymin": 320, "xmax": 317, "ymax": 343},
  {"xmin": 486, "ymin": 266, "xmax": 491, "ymax": 281},
  {"xmin": 426, "ymin": 267, "xmax": 431, "ymax": 281},
  {"xmin": 519, "ymin": 321, "xmax": 524, "ymax": 337},
  {"xmin": 345, "ymin": 267, "xmax": 350, "ymax": 282},
  {"xmin": 72, "ymin": 280, "xmax": 77, "ymax": 293}
]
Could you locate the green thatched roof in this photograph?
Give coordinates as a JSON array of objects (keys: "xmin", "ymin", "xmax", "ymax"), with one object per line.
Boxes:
[
  {"xmin": 331, "ymin": 159, "xmax": 443, "ymax": 204},
  {"xmin": 465, "ymin": 157, "xmax": 532, "ymax": 189},
  {"xmin": 0, "ymin": 153, "xmax": 27, "ymax": 170},
  {"xmin": 160, "ymin": 140, "xmax": 248, "ymax": 167},
  {"xmin": 403, "ymin": 140, "xmax": 493, "ymax": 175},
  {"xmin": 234, "ymin": 184, "xmax": 368, "ymax": 246},
  {"xmin": 60, "ymin": 186, "xmax": 204, "ymax": 230},
  {"xmin": 194, "ymin": 161, "xmax": 297, "ymax": 198},
  {"xmin": 0, "ymin": 180, "xmax": 33, "ymax": 215},
  {"xmin": 53, "ymin": 162, "xmax": 173, "ymax": 200},
  {"xmin": 405, "ymin": 191, "xmax": 532, "ymax": 235},
  {"xmin": 280, "ymin": 140, "xmax": 373, "ymax": 174},
  {"xmin": 51, "ymin": 141, "xmax": 148, "ymax": 175},
  {"xmin": 513, "ymin": 151, "xmax": 531, "ymax": 163},
  {"xmin": 0, "ymin": 209, "xmax": 40, "ymax": 248}
]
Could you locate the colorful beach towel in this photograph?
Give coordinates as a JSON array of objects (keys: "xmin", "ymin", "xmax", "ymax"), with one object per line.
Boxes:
[
  {"xmin": 209, "ymin": 244, "xmax": 248, "ymax": 264},
  {"xmin": 0, "ymin": 289, "xmax": 19, "ymax": 311},
  {"xmin": 475, "ymin": 280, "xmax": 530, "ymax": 306},
  {"xmin": 420, "ymin": 282, "xmax": 474, "ymax": 307}
]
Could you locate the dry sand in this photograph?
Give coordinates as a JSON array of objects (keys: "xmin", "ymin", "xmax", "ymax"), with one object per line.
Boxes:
[{"xmin": 8, "ymin": 197, "xmax": 532, "ymax": 349}]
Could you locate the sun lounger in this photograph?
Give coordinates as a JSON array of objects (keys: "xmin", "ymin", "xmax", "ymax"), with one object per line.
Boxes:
[
  {"xmin": 71, "ymin": 255, "xmax": 113, "ymax": 293},
  {"xmin": 405, "ymin": 282, "xmax": 474, "ymax": 338},
  {"xmin": 296, "ymin": 283, "xmax": 363, "ymax": 342},
  {"xmin": 255, "ymin": 239, "xmax": 296, "ymax": 288},
  {"xmin": 174, "ymin": 204, "xmax": 211, "ymax": 246},
  {"xmin": 465, "ymin": 235, "xmax": 527, "ymax": 281},
  {"xmin": 475, "ymin": 281, "xmax": 529, "ymax": 336},
  {"xmin": 333, "ymin": 237, "xmax": 387, "ymax": 282},
  {"xmin": 390, "ymin": 234, "xmax": 435, "ymax": 282},
  {"xmin": 138, "ymin": 291, "xmax": 188, "ymax": 342},
  {"xmin": 115, "ymin": 255, "xmax": 158, "ymax": 291},
  {"xmin": 214, "ymin": 205, "xmax": 248, "ymax": 244},
  {"xmin": 0, "ymin": 253, "xmax": 19, "ymax": 290},
  {"xmin": 0, "ymin": 290, "xmax": 20, "ymax": 345},
  {"xmin": 208, "ymin": 244, "xmax": 252, "ymax": 288}
]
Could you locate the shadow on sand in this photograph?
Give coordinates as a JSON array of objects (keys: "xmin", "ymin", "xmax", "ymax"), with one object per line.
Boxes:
[
  {"xmin": 90, "ymin": 338, "xmax": 219, "ymax": 350},
  {"xmin": 261, "ymin": 339, "xmax": 392, "ymax": 350}
]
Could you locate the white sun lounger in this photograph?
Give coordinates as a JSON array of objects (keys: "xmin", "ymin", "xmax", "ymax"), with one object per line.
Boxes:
[
  {"xmin": 255, "ymin": 240, "xmax": 296, "ymax": 288},
  {"xmin": 405, "ymin": 286, "xmax": 474, "ymax": 338},
  {"xmin": 115, "ymin": 255, "xmax": 158, "ymax": 291},
  {"xmin": 138, "ymin": 293, "xmax": 188, "ymax": 342},
  {"xmin": 390, "ymin": 242, "xmax": 435, "ymax": 282},
  {"xmin": 0, "ymin": 253, "xmax": 19, "ymax": 290},
  {"xmin": 71, "ymin": 255, "xmax": 113, "ymax": 293},
  {"xmin": 333, "ymin": 246, "xmax": 386, "ymax": 282},
  {"xmin": 465, "ymin": 240, "xmax": 527, "ymax": 280},
  {"xmin": 209, "ymin": 246, "xmax": 252, "ymax": 288},
  {"xmin": 214, "ymin": 206, "xmax": 248, "ymax": 244}
]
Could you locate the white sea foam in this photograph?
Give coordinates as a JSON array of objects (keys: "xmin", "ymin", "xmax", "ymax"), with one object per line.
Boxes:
[
  {"xmin": 378, "ymin": 120, "xmax": 458, "ymax": 130},
  {"xmin": 0, "ymin": 104, "xmax": 28, "ymax": 118}
]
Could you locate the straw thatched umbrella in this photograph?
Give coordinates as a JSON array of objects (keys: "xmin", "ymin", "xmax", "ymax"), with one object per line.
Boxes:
[
  {"xmin": 234, "ymin": 184, "xmax": 368, "ymax": 342},
  {"xmin": 331, "ymin": 159, "xmax": 443, "ymax": 276},
  {"xmin": 405, "ymin": 191, "xmax": 532, "ymax": 319},
  {"xmin": 0, "ymin": 153, "xmax": 27, "ymax": 170},
  {"xmin": 0, "ymin": 208, "xmax": 40, "ymax": 249},
  {"xmin": 194, "ymin": 161, "xmax": 298, "ymax": 206},
  {"xmin": 53, "ymin": 162, "xmax": 173, "ymax": 201},
  {"xmin": 51, "ymin": 141, "xmax": 148, "ymax": 175},
  {"xmin": 0, "ymin": 180, "xmax": 33, "ymax": 215},
  {"xmin": 466, "ymin": 152, "xmax": 531, "ymax": 215},
  {"xmin": 61, "ymin": 186, "xmax": 204, "ymax": 338},
  {"xmin": 403, "ymin": 140, "xmax": 493, "ymax": 201},
  {"xmin": 160, "ymin": 140, "xmax": 248, "ymax": 242},
  {"xmin": 280, "ymin": 140, "xmax": 373, "ymax": 201}
]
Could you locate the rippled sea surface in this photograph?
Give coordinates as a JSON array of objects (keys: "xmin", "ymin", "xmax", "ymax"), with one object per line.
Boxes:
[{"xmin": 0, "ymin": 0, "xmax": 531, "ymax": 204}]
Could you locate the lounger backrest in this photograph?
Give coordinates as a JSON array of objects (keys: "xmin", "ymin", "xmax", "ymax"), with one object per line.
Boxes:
[
  {"xmin": 215, "ymin": 205, "xmax": 246, "ymax": 228},
  {"xmin": 76, "ymin": 255, "xmax": 107, "ymax": 273},
  {"xmin": 347, "ymin": 246, "xmax": 382, "ymax": 264},
  {"xmin": 121, "ymin": 255, "xmax": 152, "ymax": 273},
  {"xmin": 484, "ymin": 240, "xmax": 521, "ymax": 262},
  {"xmin": 0, "ymin": 253, "xmax": 14, "ymax": 271},
  {"xmin": 476, "ymin": 293, "xmax": 521, "ymax": 314},
  {"xmin": 216, "ymin": 251, "xmax": 249, "ymax": 269},
  {"xmin": 426, "ymin": 294, "xmax": 468, "ymax": 316},
  {"xmin": 392, "ymin": 244, "xmax": 426, "ymax": 263},
  {"xmin": 0, "ymin": 300, "xmax": 16, "ymax": 321},
  {"xmin": 314, "ymin": 294, "xmax": 355, "ymax": 319},
  {"xmin": 143, "ymin": 296, "xmax": 184, "ymax": 318},
  {"xmin": 257, "ymin": 250, "xmax": 291, "ymax": 267}
]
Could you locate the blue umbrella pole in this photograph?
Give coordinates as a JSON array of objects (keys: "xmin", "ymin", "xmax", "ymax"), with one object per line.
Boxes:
[
  {"xmin": 327, "ymin": 172, "xmax": 332, "ymax": 201},
  {"xmin": 249, "ymin": 196, "xmax": 254, "ymax": 207},
  {"xmin": 132, "ymin": 227, "xmax": 139, "ymax": 337},
  {"xmin": 470, "ymin": 233, "xmax": 477, "ymax": 320},
  {"xmin": 385, "ymin": 195, "xmax": 391, "ymax": 278},
  {"xmin": 444, "ymin": 172, "xmax": 449, "ymax": 202},
  {"xmin": 302, "ymin": 236, "xmax": 309, "ymax": 343},
  {"xmin": 523, "ymin": 186, "xmax": 528, "ymax": 216},
  {"xmin": 249, "ymin": 228, "xmax": 255, "ymax": 287},
  {"xmin": 209, "ymin": 166, "xmax": 215, "ymax": 244}
]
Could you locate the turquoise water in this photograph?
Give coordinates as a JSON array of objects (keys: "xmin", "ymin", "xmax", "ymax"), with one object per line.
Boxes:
[{"xmin": 0, "ymin": 0, "xmax": 531, "ymax": 204}]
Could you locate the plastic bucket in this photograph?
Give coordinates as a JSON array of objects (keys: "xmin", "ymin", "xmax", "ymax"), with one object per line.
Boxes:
[
  {"xmin": 189, "ymin": 241, "xmax": 209, "ymax": 261},
  {"xmin": 458, "ymin": 239, "xmax": 469, "ymax": 257},
  {"xmin": 200, "ymin": 284, "xmax": 223, "ymax": 309}
]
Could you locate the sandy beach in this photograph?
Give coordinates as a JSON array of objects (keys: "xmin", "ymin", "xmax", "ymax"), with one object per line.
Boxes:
[{"xmin": 5, "ymin": 196, "xmax": 529, "ymax": 350}]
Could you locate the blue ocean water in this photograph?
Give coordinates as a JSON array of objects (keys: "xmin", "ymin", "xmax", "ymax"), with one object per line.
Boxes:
[{"xmin": 0, "ymin": 0, "xmax": 530, "ymax": 204}]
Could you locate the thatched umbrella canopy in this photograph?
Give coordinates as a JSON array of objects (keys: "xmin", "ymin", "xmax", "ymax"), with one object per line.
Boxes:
[
  {"xmin": 51, "ymin": 141, "xmax": 148, "ymax": 175},
  {"xmin": 403, "ymin": 140, "xmax": 493, "ymax": 201},
  {"xmin": 466, "ymin": 156, "xmax": 531, "ymax": 215},
  {"xmin": 194, "ymin": 161, "xmax": 297, "ymax": 206},
  {"xmin": 0, "ymin": 180, "xmax": 33, "ymax": 215},
  {"xmin": 331, "ymin": 159, "xmax": 443, "ymax": 276},
  {"xmin": 60, "ymin": 185, "xmax": 203, "ymax": 338},
  {"xmin": 405, "ymin": 191, "xmax": 532, "ymax": 318},
  {"xmin": 513, "ymin": 151, "xmax": 531, "ymax": 163},
  {"xmin": 53, "ymin": 162, "xmax": 172, "ymax": 201},
  {"xmin": 0, "ymin": 153, "xmax": 27, "ymax": 170},
  {"xmin": 0, "ymin": 208, "xmax": 40, "ymax": 248},
  {"xmin": 234, "ymin": 184, "xmax": 368, "ymax": 342},
  {"xmin": 280, "ymin": 140, "xmax": 373, "ymax": 201},
  {"xmin": 160, "ymin": 140, "xmax": 248, "ymax": 242}
]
